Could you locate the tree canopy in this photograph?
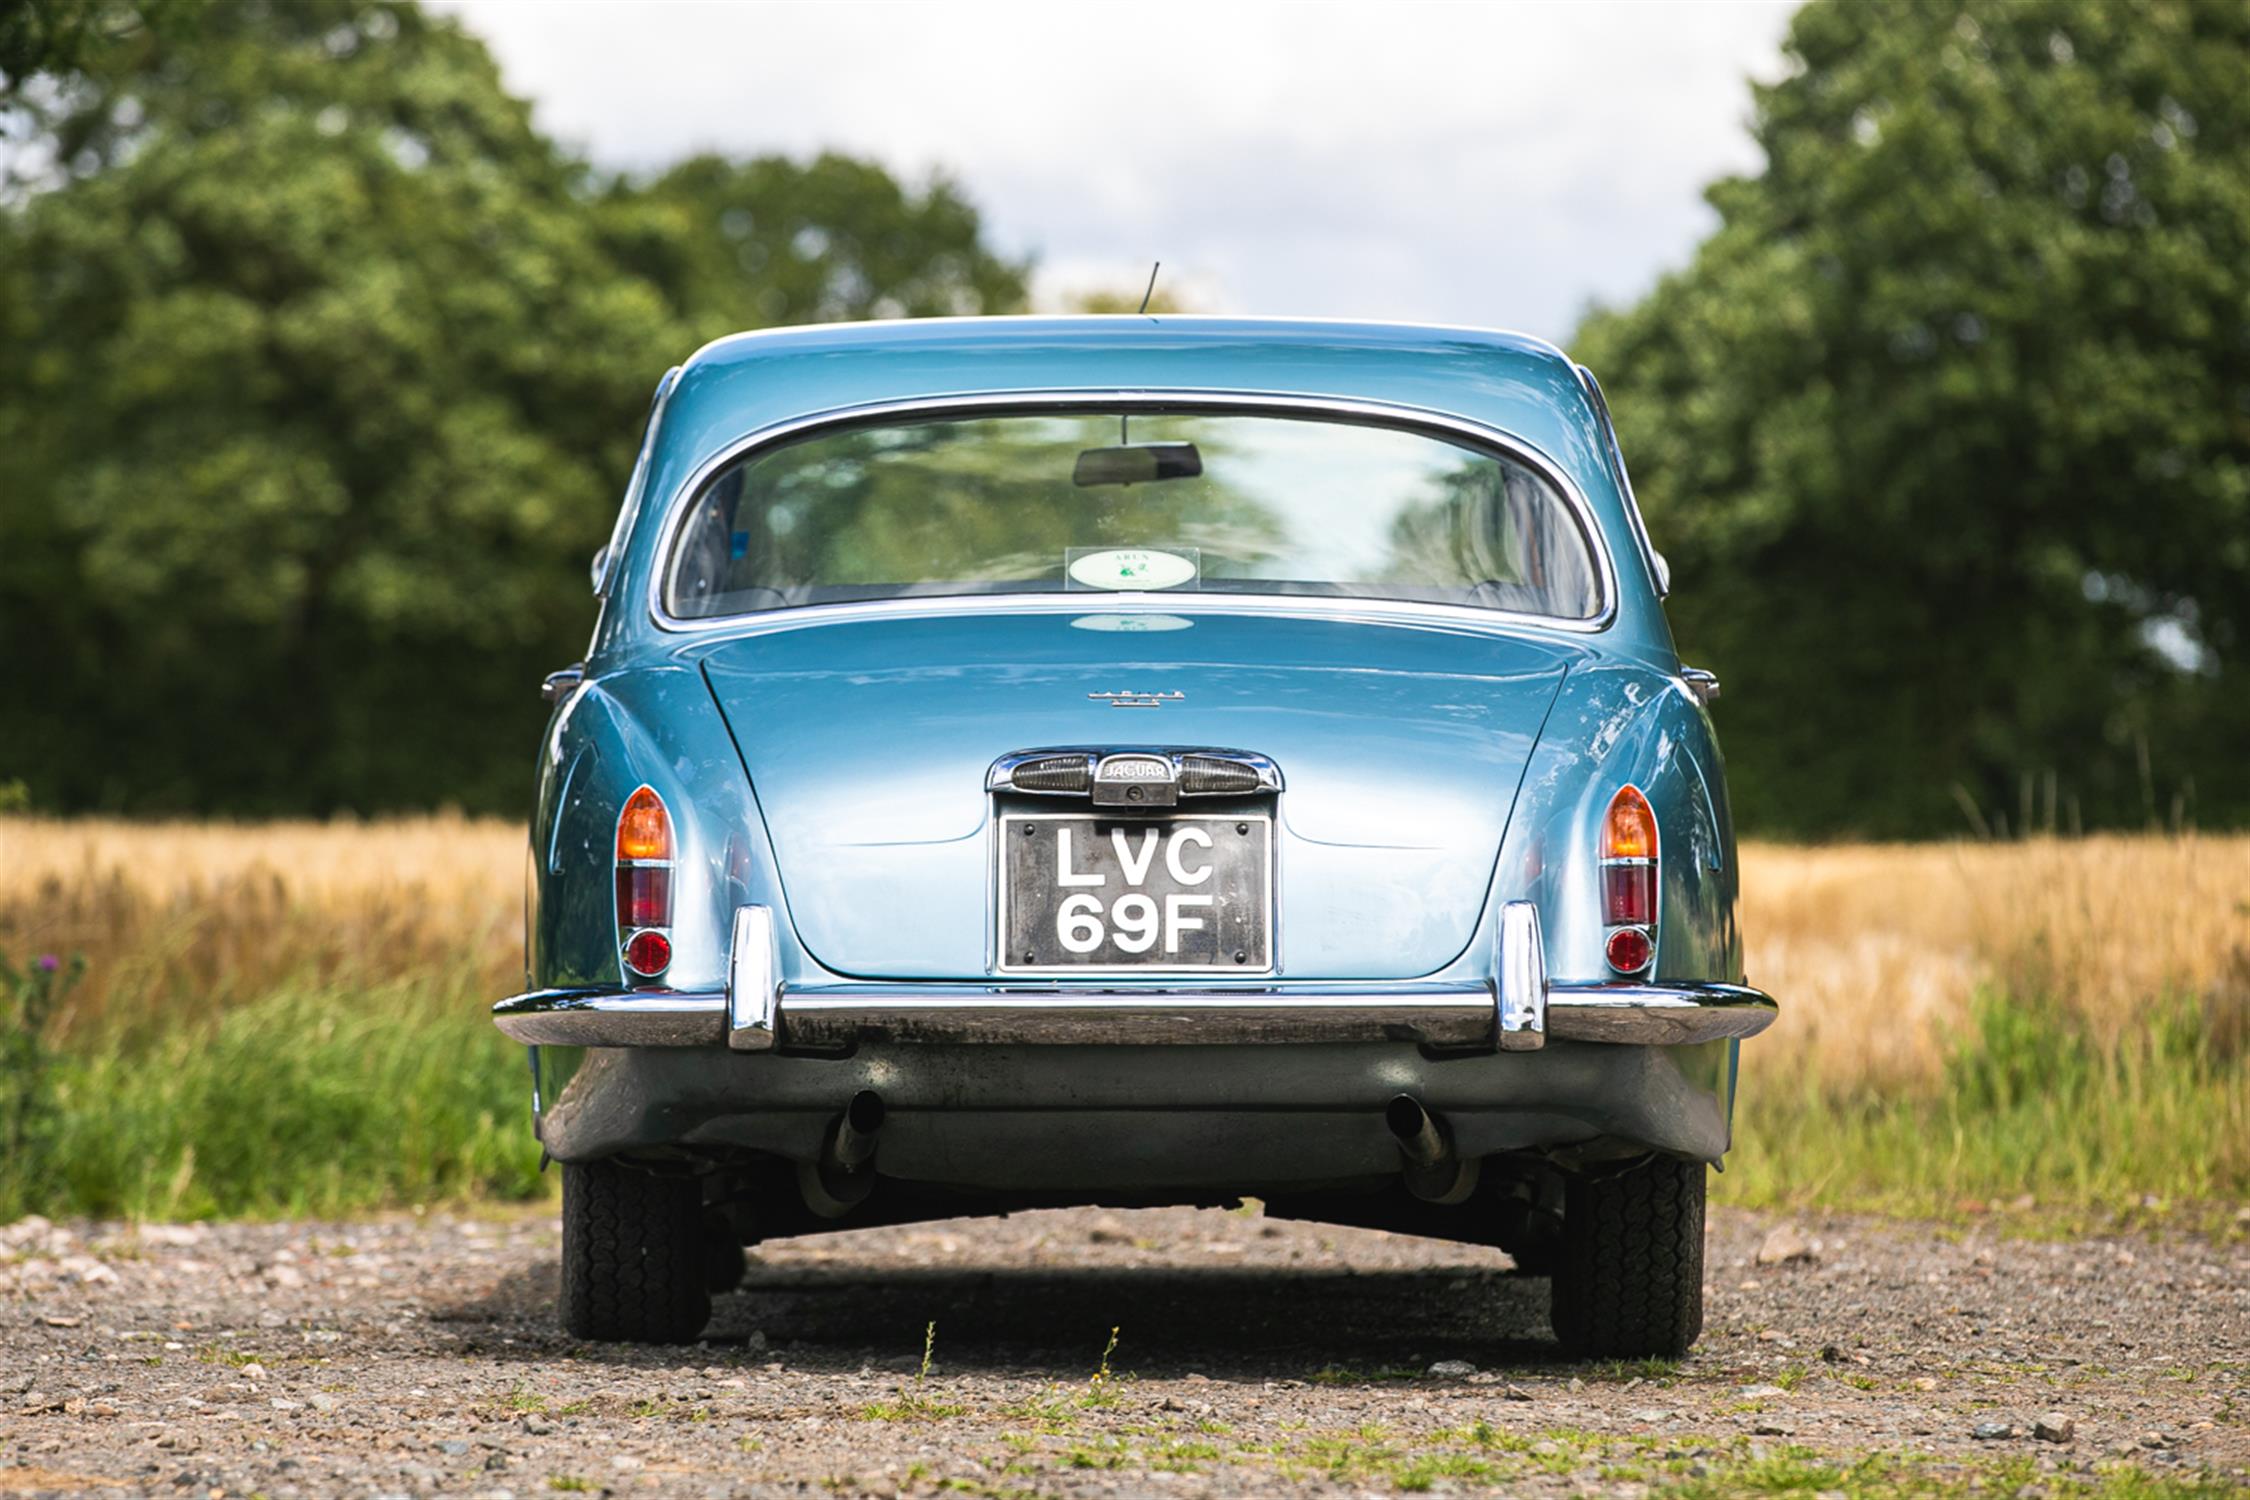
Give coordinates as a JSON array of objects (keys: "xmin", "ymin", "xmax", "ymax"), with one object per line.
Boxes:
[
  {"xmin": 8, "ymin": 0, "xmax": 2249, "ymax": 836},
  {"xmin": 0, "ymin": 1, "xmax": 1025, "ymax": 814},
  {"xmin": 1575, "ymin": 0, "xmax": 2250, "ymax": 837}
]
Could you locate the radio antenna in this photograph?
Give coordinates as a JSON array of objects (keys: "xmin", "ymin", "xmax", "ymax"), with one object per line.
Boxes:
[{"xmin": 1122, "ymin": 261, "xmax": 1161, "ymax": 446}]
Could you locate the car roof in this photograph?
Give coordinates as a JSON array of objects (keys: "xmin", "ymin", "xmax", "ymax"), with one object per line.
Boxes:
[
  {"xmin": 683, "ymin": 314, "xmax": 1573, "ymax": 371},
  {"xmin": 651, "ymin": 314, "xmax": 1611, "ymax": 507},
  {"xmin": 607, "ymin": 315, "xmax": 1667, "ymax": 651}
]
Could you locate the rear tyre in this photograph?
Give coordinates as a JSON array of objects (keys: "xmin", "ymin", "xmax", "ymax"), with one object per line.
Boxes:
[
  {"xmin": 1549, "ymin": 1155, "xmax": 1705, "ymax": 1358},
  {"xmin": 560, "ymin": 1159, "xmax": 712, "ymax": 1343}
]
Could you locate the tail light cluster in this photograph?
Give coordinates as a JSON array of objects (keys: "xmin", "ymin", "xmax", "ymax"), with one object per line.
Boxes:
[
  {"xmin": 616, "ymin": 785, "xmax": 674, "ymax": 981},
  {"xmin": 1600, "ymin": 785, "xmax": 1658, "ymax": 975}
]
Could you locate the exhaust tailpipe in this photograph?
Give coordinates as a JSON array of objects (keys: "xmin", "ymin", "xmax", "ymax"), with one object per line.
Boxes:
[
  {"xmin": 1386, "ymin": 1094, "xmax": 1479, "ymax": 1205},
  {"xmin": 1386, "ymin": 1094, "xmax": 1448, "ymax": 1168},
  {"xmin": 799, "ymin": 1090, "xmax": 886, "ymax": 1218},
  {"xmin": 831, "ymin": 1089, "xmax": 885, "ymax": 1171}
]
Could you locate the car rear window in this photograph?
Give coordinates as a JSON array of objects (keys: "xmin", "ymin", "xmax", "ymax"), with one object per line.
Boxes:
[{"xmin": 663, "ymin": 408, "xmax": 1605, "ymax": 621}]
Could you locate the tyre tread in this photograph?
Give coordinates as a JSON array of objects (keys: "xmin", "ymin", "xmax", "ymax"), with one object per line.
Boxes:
[
  {"xmin": 1550, "ymin": 1156, "xmax": 1705, "ymax": 1358},
  {"xmin": 561, "ymin": 1159, "xmax": 711, "ymax": 1344}
]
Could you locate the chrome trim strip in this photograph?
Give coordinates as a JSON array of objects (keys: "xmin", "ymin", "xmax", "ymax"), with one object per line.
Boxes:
[
  {"xmin": 1495, "ymin": 900, "xmax": 1546, "ymax": 1050},
  {"xmin": 653, "ymin": 589, "xmax": 1600, "ymax": 641},
  {"xmin": 492, "ymin": 989, "xmax": 724, "ymax": 1047},
  {"xmin": 491, "ymin": 978, "xmax": 1774, "ymax": 1049},
  {"xmin": 987, "ymin": 747, "xmax": 1285, "ymax": 799},
  {"xmin": 727, "ymin": 904, "xmax": 780, "ymax": 1051},
  {"xmin": 1546, "ymin": 982, "xmax": 1778, "ymax": 1045},
  {"xmin": 642, "ymin": 390, "xmax": 1621, "ymax": 638},
  {"xmin": 779, "ymin": 985, "xmax": 1496, "ymax": 1047}
]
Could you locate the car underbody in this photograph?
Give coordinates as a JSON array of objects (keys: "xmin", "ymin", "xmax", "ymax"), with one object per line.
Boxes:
[{"xmin": 501, "ymin": 972, "xmax": 1769, "ymax": 1356}]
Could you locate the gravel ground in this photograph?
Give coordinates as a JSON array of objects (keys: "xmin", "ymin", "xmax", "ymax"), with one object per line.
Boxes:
[{"xmin": 3, "ymin": 1203, "xmax": 2246, "ymax": 1497}]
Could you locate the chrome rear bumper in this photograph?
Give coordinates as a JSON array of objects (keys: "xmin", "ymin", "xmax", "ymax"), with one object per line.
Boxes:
[
  {"xmin": 492, "ymin": 981, "xmax": 1775, "ymax": 1049},
  {"xmin": 495, "ymin": 904, "xmax": 1776, "ymax": 1052}
]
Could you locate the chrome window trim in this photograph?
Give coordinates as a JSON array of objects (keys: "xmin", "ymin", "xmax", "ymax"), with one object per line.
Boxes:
[
  {"xmin": 641, "ymin": 390, "xmax": 1622, "ymax": 637},
  {"xmin": 1573, "ymin": 365, "xmax": 1665, "ymax": 600}
]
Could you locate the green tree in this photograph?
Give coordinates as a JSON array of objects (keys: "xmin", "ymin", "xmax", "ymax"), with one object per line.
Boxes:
[
  {"xmin": 601, "ymin": 153, "xmax": 1027, "ymax": 340},
  {"xmin": 0, "ymin": 0, "xmax": 166, "ymax": 91},
  {"xmin": 0, "ymin": 0, "xmax": 679, "ymax": 812},
  {"xmin": 0, "ymin": 1, "xmax": 1026, "ymax": 814},
  {"xmin": 1575, "ymin": 0, "xmax": 2250, "ymax": 837}
]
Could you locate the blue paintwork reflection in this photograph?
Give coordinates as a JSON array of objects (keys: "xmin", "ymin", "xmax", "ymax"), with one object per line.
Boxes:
[
  {"xmin": 695, "ymin": 609, "xmax": 1577, "ymax": 978},
  {"xmin": 527, "ymin": 318, "xmax": 1745, "ymax": 1072}
]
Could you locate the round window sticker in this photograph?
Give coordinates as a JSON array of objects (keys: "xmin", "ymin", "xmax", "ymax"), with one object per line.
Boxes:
[{"xmin": 1065, "ymin": 547, "xmax": 1199, "ymax": 591}]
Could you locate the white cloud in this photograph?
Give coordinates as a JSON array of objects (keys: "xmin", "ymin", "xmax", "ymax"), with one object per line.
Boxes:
[{"xmin": 437, "ymin": 0, "xmax": 1795, "ymax": 343}]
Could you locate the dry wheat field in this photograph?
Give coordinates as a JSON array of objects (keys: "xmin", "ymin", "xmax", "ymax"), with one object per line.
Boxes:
[{"xmin": 1, "ymin": 816, "xmax": 2245, "ymax": 1220}]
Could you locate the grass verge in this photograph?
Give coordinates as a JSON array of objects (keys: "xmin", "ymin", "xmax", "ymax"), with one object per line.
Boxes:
[
  {"xmin": 3, "ymin": 975, "xmax": 541, "ymax": 1220},
  {"xmin": 1, "ymin": 817, "xmax": 2246, "ymax": 1221},
  {"xmin": 1722, "ymin": 984, "xmax": 2249, "ymax": 1224}
]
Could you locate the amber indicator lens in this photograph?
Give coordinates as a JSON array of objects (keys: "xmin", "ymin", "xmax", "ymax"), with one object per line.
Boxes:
[
  {"xmin": 1604, "ymin": 927, "xmax": 1653, "ymax": 973},
  {"xmin": 623, "ymin": 929, "xmax": 672, "ymax": 977},
  {"xmin": 1602, "ymin": 785, "xmax": 1658, "ymax": 862},
  {"xmin": 617, "ymin": 786, "xmax": 673, "ymax": 861}
]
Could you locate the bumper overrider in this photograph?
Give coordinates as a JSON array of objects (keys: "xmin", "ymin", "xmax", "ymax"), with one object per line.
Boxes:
[{"xmin": 494, "ymin": 903, "xmax": 1777, "ymax": 1052}]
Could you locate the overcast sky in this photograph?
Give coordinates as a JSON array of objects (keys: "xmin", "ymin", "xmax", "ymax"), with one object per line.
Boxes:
[{"xmin": 439, "ymin": 0, "xmax": 1798, "ymax": 346}]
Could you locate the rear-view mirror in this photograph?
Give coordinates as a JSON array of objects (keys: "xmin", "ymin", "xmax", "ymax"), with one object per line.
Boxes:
[{"xmin": 1073, "ymin": 442, "xmax": 1203, "ymax": 488}]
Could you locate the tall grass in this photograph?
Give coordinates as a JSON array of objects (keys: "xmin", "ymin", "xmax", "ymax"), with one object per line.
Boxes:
[
  {"xmin": 0, "ymin": 815, "xmax": 534, "ymax": 1218},
  {"xmin": 1723, "ymin": 837, "xmax": 2250, "ymax": 1219},
  {"xmin": 0, "ymin": 816, "xmax": 2244, "ymax": 1221}
]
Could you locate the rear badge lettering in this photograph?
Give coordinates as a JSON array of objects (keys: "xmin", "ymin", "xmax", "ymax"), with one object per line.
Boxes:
[{"xmin": 1088, "ymin": 689, "xmax": 1184, "ymax": 709}]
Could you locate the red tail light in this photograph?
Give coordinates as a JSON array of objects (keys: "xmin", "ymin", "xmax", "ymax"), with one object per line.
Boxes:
[
  {"xmin": 1602, "ymin": 862, "xmax": 1656, "ymax": 927},
  {"xmin": 1601, "ymin": 785, "xmax": 1657, "ymax": 974},
  {"xmin": 623, "ymin": 929, "xmax": 672, "ymax": 976},
  {"xmin": 616, "ymin": 786, "xmax": 673, "ymax": 981},
  {"xmin": 1604, "ymin": 926, "xmax": 1653, "ymax": 973},
  {"xmin": 616, "ymin": 865, "xmax": 672, "ymax": 930}
]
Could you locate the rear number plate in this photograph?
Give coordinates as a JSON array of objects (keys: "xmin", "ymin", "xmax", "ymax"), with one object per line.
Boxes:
[{"xmin": 999, "ymin": 813, "xmax": 1272, "ymax": 974}]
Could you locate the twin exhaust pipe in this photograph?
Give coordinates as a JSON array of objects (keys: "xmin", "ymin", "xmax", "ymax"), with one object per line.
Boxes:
[
  {"xmin": 798, "ymin": 1089, "xmax": 1474, "ymax": 1214},
  {"xmin": 1386, "ymin": 1094, "xmax": 1478, "ymax": 1204}
]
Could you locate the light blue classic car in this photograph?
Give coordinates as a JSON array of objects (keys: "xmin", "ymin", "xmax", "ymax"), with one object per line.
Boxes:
[{"xmin": 495, "ymin": 316, "xmax": 1776, "ymax": 1356}]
